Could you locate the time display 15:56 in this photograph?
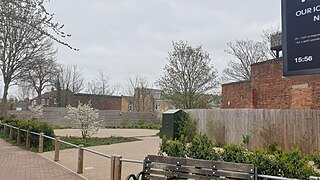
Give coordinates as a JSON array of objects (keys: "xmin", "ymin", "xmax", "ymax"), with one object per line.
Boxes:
[{"xmin": 295, "ymin": 56, "xmax": 313, "ymax": 63}]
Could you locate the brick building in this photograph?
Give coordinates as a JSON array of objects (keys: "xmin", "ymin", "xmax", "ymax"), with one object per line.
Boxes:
[
  {"xmin": 221, "ymin": 58, "xmax": 320, "ymax": 109},
  {"xmin": 133, "ymin": 88, "xmax": 174, "ymax": 113},
  {"xmin": 31, "ymin": 88, "xmax": 172, "ymax": 112},
  {"xmin": 31, "ymin": 90, "xmax": 133, "ymax": 111}
]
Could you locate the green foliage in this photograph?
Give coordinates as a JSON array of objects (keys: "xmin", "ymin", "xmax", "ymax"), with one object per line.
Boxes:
[
  {"xmin": 268, "ymin": 140, "xmax": 281, "ymax": 153},
  {"xmin": 222, "ymin": 144, "xmax": 247, "ymax": 163},
  {"xmin": 0, "ymin": 116, "xmax": 55, "ymax": 151},
  {"xmin": 159, "ymin": 136, "xmax": 187, "ymax": 157},
  {"xmin": 58, "ymin": 136, "xmax": 138, "ymax": 150},
  {"xmin": 246, "ymin": 149, "xmax": 278, "ymax": 175},
  {"xmin": 312, "ymin": 152, "xmax": 320, "ymax": 169},
  {"xmin": 105, "ymin": 124, "xmax": 161, "ymax": 130},
  {"xmin": 159, "ymin": 133, "xmax": 319, "ymax": 178},
  {"xmin": 274, "ymin": 149, "xmax": 316, "ymax": 179},
  {"xmin": 242, "ymin": 134, "xmax": 250, "ymax": 148},
  {"xmin": 187, "ymin": 134, "xmax": 221, "ymax": 161},
  {"xmin": 176, "ymin": 111, "xmax": 197, "ymax": 142}
]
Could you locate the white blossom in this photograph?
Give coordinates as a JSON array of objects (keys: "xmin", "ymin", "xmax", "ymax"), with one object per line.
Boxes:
[
  {"xmin": 30, "ymin": 105, "xmax": 43, "ymax": 120},
  {"xmin": 65, "ymin": 101, "xmax": 101, "ymax": 138}
]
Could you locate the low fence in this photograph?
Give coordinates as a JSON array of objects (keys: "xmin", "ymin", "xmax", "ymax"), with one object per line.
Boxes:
[
  {"xmin": 187, "ymin": 109, "xmax": 320, "ymax": 155},
  {"xmin": 0, "ymin": 121, "xmax": 317, "ymax": 180},
  {"xmin": 8, "ymin": 107, "xmax": 159, "ymax": 127}
]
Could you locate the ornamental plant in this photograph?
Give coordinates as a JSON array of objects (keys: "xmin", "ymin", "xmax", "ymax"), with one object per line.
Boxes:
[
  {"xmin": 29, "ymin": 105, "xmax": 43, "ymax": 120},
  {"xmin": 65, "ymin": 101, "xmax": 101, "ymax": 139}
]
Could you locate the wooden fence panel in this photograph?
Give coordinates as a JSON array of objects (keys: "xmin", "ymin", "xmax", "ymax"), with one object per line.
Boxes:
[{"xmin": 186, "ymin": 109, "xmax": 320, "ymax": 155}]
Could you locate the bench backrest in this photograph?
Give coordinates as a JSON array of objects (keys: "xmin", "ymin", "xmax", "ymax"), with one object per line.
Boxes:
[{"xmin": 142, "ymin": 155, "xmax": 257, "ymax": 180}]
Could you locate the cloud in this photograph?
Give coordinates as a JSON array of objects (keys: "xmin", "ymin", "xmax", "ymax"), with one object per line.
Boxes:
[{"xmin": 44, "ymin": 0, "xmax": 280, "ymax": 94}]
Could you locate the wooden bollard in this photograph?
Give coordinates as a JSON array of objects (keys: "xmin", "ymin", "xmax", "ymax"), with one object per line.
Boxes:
[
  {"xmin": 17, "ymin": 128, "xmax": 21, "ymax": 144},
  {"xmin": 54, "ymin": 137, "xmax": 60, "ymax": 162},
  {"xmin": 26, "ymin": 130, "xmax": 30, "ymax": 149},
  {"xmin": 9, "ymin": 126, "xmax": 13, "ymax": 139},
  {"xmin": 3, "ymin": 125, "xmax": 7, "ymax": 135},
  {"xmin": 110, "ymin": 154, "xmax": 122, "ymax": 180},
  {"xmin": 38, "ymin": 133, "xmax": 44, "ymax": 153},
  {"xmin": 77, "ymin": 145, "xmax": 84, "ymax": 174}
]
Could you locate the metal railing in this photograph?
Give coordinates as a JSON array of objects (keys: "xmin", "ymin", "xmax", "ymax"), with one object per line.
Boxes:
[{"xmin": 0, "ymin": 122, "xmax": 318, "ymax": 180}]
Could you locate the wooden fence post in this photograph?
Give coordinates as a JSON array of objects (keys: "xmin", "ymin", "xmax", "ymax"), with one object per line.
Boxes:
[
  {"xmin": 2, "ymin": 125, "xmax": 5, "ymax": 135},
  {"xmin": 26, "ymin": 130, "xmax": 30, "ymax": 149},
  {"xmin": 110, "ymin": 154, "xmax": 122, "ymax": 180},
  {"xmin": 77, "ymin": 145, "xmax": 84, "ymax": 174},
  {"xmin": 9, "ymin": 126, "xmax": 13, "ymax": 139},
  {"xmin": 54, "ymin": 137, "xmax": 60, "ymax": 162},
  {"xmin": 38, "ymin": 133, "xmax": 44, "ymax": 153},
  {"xmin": 17, "ymin": 128, "xmax": 21, "ymax": 144}
]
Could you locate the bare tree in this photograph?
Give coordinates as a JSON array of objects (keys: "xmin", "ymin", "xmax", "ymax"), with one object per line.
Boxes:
[
  {"xmin": 54, "ymin": 64, "xmax": 85, "ymax": 93},
  {"xmin": 0, "ymin": 0, "xmax": 76, "ymax": 50},
  {"xmin": 262, "ymin": 26, "xmax": 281, "ymax": 58},
  {"xmin": 124, "ymin": 75, "xmax": 149, "ymax": 96},
  {"xmin": 16, "ymin": 82, "xmax": 35, "ymax": 101},
  {"xmin": 223, "ymin": 27, "xmax": 281, "ymax": 82},
  {"xmin": 223, "ymin": 40, "xmax": 269, "ymax": 82},
  {"xmin": 86, "ymin": 71, "xmax": 119, "ymax": 95},
  {"xmin": 0, "ymin": 3, "xmax": 53, "ymax": 103},
  {"xmin": 21, "ymin": 39, "xmax": 57, "ymax": 104},
  {"xmin": 157, "ymin": 41, "xmax": 218, "ymax": 109}
]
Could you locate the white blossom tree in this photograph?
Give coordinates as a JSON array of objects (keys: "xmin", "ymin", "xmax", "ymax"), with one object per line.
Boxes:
[
  {"xmin": 30, "ymin": 105, "xmax": 43, "ymax": 120},
  {"xmin": 65, "ymin": 101, "xmax": 101, "ymax": 139}
]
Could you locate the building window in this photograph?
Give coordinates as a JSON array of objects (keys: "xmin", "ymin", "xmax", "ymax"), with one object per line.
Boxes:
[
  {"xmin": 128, "ymin": 104, "xmax": 133, "ymax": 112},
  {"xmin": 155, "ymin": 104, "xmax": 160, "ymax": 111},
  {"xmin": 47, "ymin": 99, "xmax": 50, "ymax": 106},
  {"xmin": 32, "ymin": 100, "xmax": 37, "ymax": 106},
  {"xmin": 41, "ymin": 99, "xmax": 46, "ymax": 105},
  {"xmin": 54, "ymin": 98, "xmax": 58, "ymax": 105}
]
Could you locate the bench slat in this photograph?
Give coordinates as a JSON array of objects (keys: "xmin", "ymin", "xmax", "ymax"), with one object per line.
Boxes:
[
  {"xmin": 146, "ymin": 163, "xmax": 254, "ymax": 179},
  {"xmin": 145, "ymin": 169, "xmax": 213, "ymax": 180},
  {"xmin": 146, "ymin": 155, "xmax": 255, "ymax": 173}
]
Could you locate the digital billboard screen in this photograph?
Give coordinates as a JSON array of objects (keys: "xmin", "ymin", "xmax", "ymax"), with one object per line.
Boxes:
[{"xmin": 282, "ymin": 0, "xmax": 320, "ymax": 76}]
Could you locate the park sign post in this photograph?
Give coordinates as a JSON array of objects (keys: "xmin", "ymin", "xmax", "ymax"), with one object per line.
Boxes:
[{"xmin": 282, "ymin": 0, "xmax": 320, "ymax": 76}]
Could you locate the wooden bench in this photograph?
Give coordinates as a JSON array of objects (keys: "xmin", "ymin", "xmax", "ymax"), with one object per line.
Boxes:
[{"xmin": 126, "ymin": 155, "xmax": 258, "ymax": 180}]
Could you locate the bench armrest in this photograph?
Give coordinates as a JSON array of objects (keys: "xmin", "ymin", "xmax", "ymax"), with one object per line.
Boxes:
[{"xmin": 126, "ymin": 172, "xmax": 143, "ymax": 180}]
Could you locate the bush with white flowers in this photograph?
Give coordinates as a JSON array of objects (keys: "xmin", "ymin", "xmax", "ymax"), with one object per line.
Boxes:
[
  {"xmin": 66, "ymin": 101, "xmax": 101, "ymax": 139},
  {"xmin": 30, "ymin": 105, "xmax": 43, "ymax": 120}
]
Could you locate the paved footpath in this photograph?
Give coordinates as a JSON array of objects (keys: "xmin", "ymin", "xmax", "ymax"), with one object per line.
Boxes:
[{"xmin": 0, "ymin": 139, "xmax": 85, "ymax": 180}]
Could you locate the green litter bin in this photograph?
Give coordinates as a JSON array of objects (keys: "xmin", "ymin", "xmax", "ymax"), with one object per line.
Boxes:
[{"xmin": 160, "ymin": 109, "xmax": 182, "ymax": 140}]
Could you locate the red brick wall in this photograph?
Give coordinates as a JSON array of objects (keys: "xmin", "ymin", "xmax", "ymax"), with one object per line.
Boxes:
[
  {"xmin": 69, "ymin": 94, "xmax": 122, "ymax": 110},
  {"xmin": 222, "ymin": 58, "xmax": 320, "ymax": 109},
  {"xmin": 221, "ymin": 81, "xmax": 253, "ymax": 108}
]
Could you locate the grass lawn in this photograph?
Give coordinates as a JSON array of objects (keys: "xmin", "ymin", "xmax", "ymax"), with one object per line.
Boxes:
[
  {"xmin": 0, "ymin": 130, "xmax": 139, "ymax": 152},
  {"xmin": 58, "ymin": 136, "xmax": 139, "ymax": 150}
]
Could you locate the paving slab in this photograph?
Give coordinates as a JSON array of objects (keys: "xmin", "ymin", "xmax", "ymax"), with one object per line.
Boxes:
[
  {"xmin": 0, "ymin": 139, "xmax": 85, "ymax": 180},
  {"xmin": 43, "ymin": 134, "xmax": 161, "ymax": 180}
]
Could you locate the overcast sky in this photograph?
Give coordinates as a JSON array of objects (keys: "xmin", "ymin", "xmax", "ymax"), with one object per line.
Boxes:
[{"xmin": 12, "ymin": 0, "xmax": 282, "ymax": 96}]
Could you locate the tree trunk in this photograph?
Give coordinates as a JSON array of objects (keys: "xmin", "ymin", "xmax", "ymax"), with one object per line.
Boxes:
[{"xmin": 2, "ymin": 83, "xmax": 9, "ymax": 103}]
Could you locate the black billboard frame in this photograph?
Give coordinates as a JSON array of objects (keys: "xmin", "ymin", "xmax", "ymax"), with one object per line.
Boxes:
[{"xmin": 282, "ymin": 0, "xmax": 320, "ymax": 77}]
